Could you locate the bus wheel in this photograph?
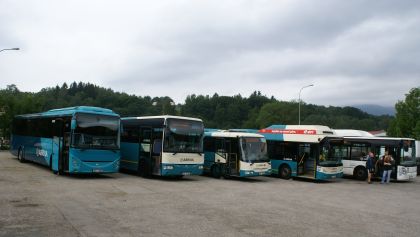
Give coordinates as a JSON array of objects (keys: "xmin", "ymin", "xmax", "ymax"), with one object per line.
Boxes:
[
  {"xmin": 279, "ymin": 165, "xmax": 291, "ymax": 179},
  {"xmin": 211, "ymin": 165, "xmax": 221, "ymax": 179},
  {"xmin": 354, "ymin": 167, "xmax": 367, "ymax": 180},
  {"xmin": 17, "ymin": 149, "xmax": 26, "ymax": 163}
]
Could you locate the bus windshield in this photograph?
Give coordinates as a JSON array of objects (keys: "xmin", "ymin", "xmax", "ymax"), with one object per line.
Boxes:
[
  {"xmin": 240, "ymin": 137, "xmax": 270, "ymax": 162},
  {"xmin": 400, "ymin": 140, "xmax": 416, "ymax": 166},
  {"xmin": 320, "ymin": 139, "xmax": 344, "ymax": 167},
  {"xmin": 163, "ymin": 119, "xmax": 204, "ymax": 153},
  {"xmin": 72, "ymin": 113, "xmax": 119, "ymax": 150}
]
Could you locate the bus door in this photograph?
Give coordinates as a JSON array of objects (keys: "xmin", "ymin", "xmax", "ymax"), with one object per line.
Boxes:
[
  {"xmin": 51, "ymin": 118, "xmax": 68, "ymax": 174},
  {"xmin": 299, "ymin": 143, "xmax": 315, "ymax": 178},
  {"xmin": 138, "ymin": 127, "xmax": 152, "ymax": 176},
  {"xmin": 151, "ymin": 130, "xmax": 162, "ymax": 176},
  {"xmin": 226, "ymin": 139, "xmax": 239, "ymax": 176}
]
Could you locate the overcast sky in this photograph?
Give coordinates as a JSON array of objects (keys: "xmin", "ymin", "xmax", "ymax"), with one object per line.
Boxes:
[{"xmin": 1, "ymin": 0, "xmax": 419, "ymax": 106}]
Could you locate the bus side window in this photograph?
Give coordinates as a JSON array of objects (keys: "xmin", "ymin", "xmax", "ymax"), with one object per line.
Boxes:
[
  {"xmin": 153, "ymin": 139, "xmax": 162, "ymax": 155},
  {"xmin": 204, "ymin": 137, "xmax": 215, "ymax": 151}
]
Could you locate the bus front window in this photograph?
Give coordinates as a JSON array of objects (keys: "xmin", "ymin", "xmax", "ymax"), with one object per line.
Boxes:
[
  {"xmin": 240, "ymin": 137, "xmax": 270, "ymax": 162},
  {"xmin": 163, "ymin": 119, "xmax": 204, "ymax": 153},
  {"xmin": 320, "ymin": 140, "xmax": 345, "ymax": 167},
  {"xmin": 400, "ymin": 141, "xmax": 416, "ymax": 166},
  {"xmin": 72, "ymin": 114, "xmax": 119, "ymax": 150}
]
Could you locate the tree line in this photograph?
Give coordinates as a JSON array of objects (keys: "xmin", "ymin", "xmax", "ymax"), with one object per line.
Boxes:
[{"xmin": 1, "ymin": 82, "xmax": 416, "ymax": 139}]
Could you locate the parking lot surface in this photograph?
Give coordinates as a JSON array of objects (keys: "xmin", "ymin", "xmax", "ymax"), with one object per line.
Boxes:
[{"xmin": 1, "ymin": 151, "xmax": 419, "ymax": 237}]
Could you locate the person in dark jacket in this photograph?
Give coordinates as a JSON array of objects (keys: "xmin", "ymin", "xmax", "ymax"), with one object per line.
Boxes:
[{"xmin": 366, "ymin": 152, "xmax": 375, "ymax": 184}]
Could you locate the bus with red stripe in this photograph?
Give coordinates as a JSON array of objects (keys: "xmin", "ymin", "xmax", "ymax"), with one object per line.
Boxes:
[{"xmin": 258, "ymin": 125, "xmax": 344, "ymax": 180}]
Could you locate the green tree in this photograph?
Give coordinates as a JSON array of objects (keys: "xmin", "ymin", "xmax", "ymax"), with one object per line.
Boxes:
[{"xmin": 387, "ymin": 87, "xmax": 420, "ymax": 139}]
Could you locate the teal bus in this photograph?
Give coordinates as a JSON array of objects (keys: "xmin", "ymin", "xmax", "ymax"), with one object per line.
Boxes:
[
  {"xmin": 203, "ymin": 130, "xmax": 271, "ymax": 178},
  {"xmin": 10, "ymin": 106, "xmax": 121, "ymax": 174},
  {"xmin": 258, "ymin": 125, "xmax": 344, "ymax": 180},
  {"xmin": 120, "ymin": 115, "xmax": 204, "ymax": 177}
]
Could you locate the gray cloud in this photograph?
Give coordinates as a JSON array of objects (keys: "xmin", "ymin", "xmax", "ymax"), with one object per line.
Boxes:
[{"xmin": 1, "ymin": 0, "xmax": 419, "ymax": 106}]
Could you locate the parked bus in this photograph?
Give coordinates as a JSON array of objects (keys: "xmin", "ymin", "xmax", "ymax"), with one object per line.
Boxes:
[
  {"xmin": 203, "ymin": 130, "xmax": 271, "ymax": 178},
  {"xmin": 10, "ymin": 106, "xmax": 121, "ymax": 174},
  {"xmin": 120, "ymin": 115, "xmax": 204, "ymax": 177},
  {"xmin": 258, "ymin": 125, "xmax": 344, "ymax": 180},
  {"xmin": 333, "ymin": 130, "xmax": 417, "ymax": 180}
]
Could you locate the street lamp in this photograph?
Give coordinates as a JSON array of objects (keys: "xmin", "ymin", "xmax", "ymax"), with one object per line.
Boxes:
[
  {"xmin": 298, "ymin": 84, "xmax": 314, "ymax": 125},
  {"xmin": 0, "ymin": 48, "xmax": 20, "ymax": 53}
]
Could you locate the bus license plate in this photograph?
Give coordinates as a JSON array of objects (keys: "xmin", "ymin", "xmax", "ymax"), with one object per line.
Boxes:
[
  {"xmin": 182, "ymin": 172, "xmax": 191, "ymax": 176},
  {"xmin": 93, "ymin": 169, "xmax": 103, "ymax": 173},
  {"xmin": 331, "ymin": 176, "xmax": 336, "ymax": 179}
]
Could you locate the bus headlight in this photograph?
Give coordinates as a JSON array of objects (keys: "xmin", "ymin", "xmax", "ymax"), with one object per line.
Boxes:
[
  {"xmin": 198, "ymin": 165, "xmax": 203, "ymax": 169},
  {"xmin": 317, "ymin": 166, "xmax": 322, "ymax": 172},
  {"xmin": 401, "ymin": 167, "xmax": 407, "ymax": 174},
  {"xmin": 163, "ymin": 165, "xmax": 174, "ymax": 170}
]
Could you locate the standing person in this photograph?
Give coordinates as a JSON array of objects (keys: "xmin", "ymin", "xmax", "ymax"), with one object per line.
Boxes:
[
  {"xmin": 366, "ymin": 152, "xmax": 375, "ymax": 184},
  {"xmin": 381, "ymin": 154, "xmax": 393, "ymax": 184}
]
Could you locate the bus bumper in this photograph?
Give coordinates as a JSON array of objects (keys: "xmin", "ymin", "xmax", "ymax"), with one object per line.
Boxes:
[
  {"xmin": 161, "ymin": 164, "xmax": 204, "ymax": 176},
  {"xmin": 239, "ymin": 169, "xmax": 271, "ymax": 177},
  {"xmin": 70, "ymin": 158, "xmax": 120, "ymax": 174},
  {"xmin": 315, "ymin": 171, "xmax": 343, "ymax": 180}
]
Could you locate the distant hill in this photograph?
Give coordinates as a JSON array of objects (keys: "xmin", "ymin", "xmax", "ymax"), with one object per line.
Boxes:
[{"xmin": 352, "ymin": 104, "xmax": 395, "ymax": 116}]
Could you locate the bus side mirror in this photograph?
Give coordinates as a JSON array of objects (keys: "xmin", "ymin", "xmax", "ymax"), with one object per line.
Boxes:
[{"xmin": 71, "ymin": 120, "xmax": 77, "ymax": 130}]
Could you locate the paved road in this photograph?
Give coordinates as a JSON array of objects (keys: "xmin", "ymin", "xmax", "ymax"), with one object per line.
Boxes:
[{"xmin": 0, "ymin": 151, "xmax": 419, "ymax": 237}]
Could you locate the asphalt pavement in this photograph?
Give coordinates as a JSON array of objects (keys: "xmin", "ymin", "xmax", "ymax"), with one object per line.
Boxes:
[{"xmin": 1, "ymin": 151, "xmax": 419, "ymax": 237}]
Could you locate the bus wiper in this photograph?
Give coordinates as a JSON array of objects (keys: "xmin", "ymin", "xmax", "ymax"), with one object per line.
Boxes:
[{"xmin": 172, "ymin": 152, "xmax": 178, "ymax": 155}]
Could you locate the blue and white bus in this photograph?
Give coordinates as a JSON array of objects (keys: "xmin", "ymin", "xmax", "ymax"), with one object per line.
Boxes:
[
  {"xmin": 203, "ymin": 130, "xmax": 271, "ymax": 178},
  {"xmin": 120, "ymin": 116, "xmax": 204, "ymax": 177},
  {"xmin": 10, "ymin": 106, "xmax": 121, "ymax": 174},
  {"xmin": 258, "ymin": 125, "xmax": 344, "ymax": 180}
]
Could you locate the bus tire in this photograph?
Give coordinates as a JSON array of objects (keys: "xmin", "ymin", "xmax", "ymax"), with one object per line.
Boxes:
[
  {"xmin": 279, "ymin": 165, "xmax": 292, "ymax": 180},
  {"xmin": 17, "ymin": 148, "xmax": 26, "ymax": 163},
  {"xmin": 211, "ymin": 164, "xmax": 221, "ymax": 179},
  {"xmin": 354, "ymin": 166, "xmax": 367, "ymax": 180}
]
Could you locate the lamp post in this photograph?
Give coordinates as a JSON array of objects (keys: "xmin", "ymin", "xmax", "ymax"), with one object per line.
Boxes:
[
  {"xmin": 298, "ymin": 84, "xmax": 314, "ymax": 125},
  {"xmin": 0, "ymin": 48, "xmax": 20, "ymax": 53}
]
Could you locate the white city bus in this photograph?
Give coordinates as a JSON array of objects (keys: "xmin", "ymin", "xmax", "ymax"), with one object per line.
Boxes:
[{"xmin": 334, "ymin": 130, "xmax": 417, "ymax": 180}]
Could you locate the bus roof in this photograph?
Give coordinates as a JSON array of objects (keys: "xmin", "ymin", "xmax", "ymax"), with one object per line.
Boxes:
[
  {"xmin": 205, "ymin": 130, "xmax": 264, "ymax": 138},
  {"xmin": 15, "ymin": 106, "xmax": 119, "ymax": 118},
  {"xmin": 257, "ymin": 124, "xmax": 336, "ymax": 143},
  {"xmin": 334, "ymin": 129, "xmax": 374, "ymax": 137},
  {"xmin": 122, "ymin": 115, "xmax": 202, "ymax": 122},
  {"xmin": 342, "ymin": 136, "xmax": 415, "ymax": 142}
]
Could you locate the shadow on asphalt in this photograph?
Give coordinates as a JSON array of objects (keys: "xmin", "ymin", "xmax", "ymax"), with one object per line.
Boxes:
[{"xmin": 12, "ymin": 157, "xmax": 116, "ymax": 179}]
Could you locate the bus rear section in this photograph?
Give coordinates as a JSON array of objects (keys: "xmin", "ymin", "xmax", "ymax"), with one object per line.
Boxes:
[
  {"xmin": 258, "ymin": 125, "xmax": 344, "ymax": 181},
  {"xmin": 10, "ymin": 106, "xmax": 121, "ymax": 174},
  {"xmin": 203, "ymin": 131, "xmax": 271, "ymax": 178},
  {"xmin": 120, "ymin": 116, "xmax": 204, "ymax": 177}
]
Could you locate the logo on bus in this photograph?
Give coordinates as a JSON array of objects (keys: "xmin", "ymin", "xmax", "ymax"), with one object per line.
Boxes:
[
  {"xmin": 36, "ymin": 148, "xmax": 48, "ymax": 158},
  {"xmin": 258, "ymin": 129, "xmax": 316, "ymax": 135},
  {"xmin": 180, "ymin": 158, "xmax": 194, "ymax": 162}
]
